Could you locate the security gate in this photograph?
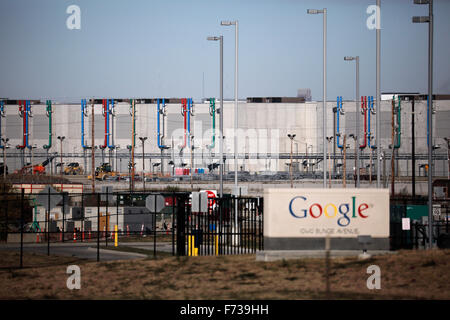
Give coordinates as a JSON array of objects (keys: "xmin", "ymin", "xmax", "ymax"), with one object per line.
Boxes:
[{"xmin": 174, "ymin": 194, "xmax": 264, "ymax": 256}]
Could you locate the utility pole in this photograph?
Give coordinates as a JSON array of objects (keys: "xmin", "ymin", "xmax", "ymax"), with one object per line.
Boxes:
[
  {"xmin": 91, "ymin": 99, "xmax": 95, "ymax": 193},
  {"xmin": 220, "ymin": 20, "xmax": 239, "ymax": 195},
  {"xmin": 191, "ymin": 135, "xmax": 194, "ymax": 191},
  {"xmin": 131, "ymin": 99, "xmax": 136, "ymax": 192},
  {"xmin": 287, "ymin": 134, "xmax": 296, "ymax": 188},
  {"xmin": 343, "ymin": 134, "xmax": 347, "ymax": 188},
  {"xmin": 369, "ymin": 146, "xmax": 373, "ymax": 185},
  {"xmin": 412, "ymin": 97, "xmax": 416, "ymax": 197},
  {"xmin": 376, "ymin": 0, "xmax": 381, "ymax": 188},
  {"xmin": 344, "ymin": 56, "xmax": 360, "ymax": 187},
  {"xmin": 391, "ymin": 98, "xmax": 396, "ymax": 197},
  {"xmin": 412, "ymin": 0, "xmax": 434, "ymax": 248}
]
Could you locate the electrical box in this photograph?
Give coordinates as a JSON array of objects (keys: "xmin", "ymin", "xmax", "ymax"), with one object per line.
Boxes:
[{"xmin": 72, "ymin": 207, "xmax": 84, "ymax": 220}]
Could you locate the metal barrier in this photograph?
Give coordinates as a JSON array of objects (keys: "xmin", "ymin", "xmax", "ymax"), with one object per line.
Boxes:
[
  {"xmin": 0, "ymin": 189, "xmax": 264, "ymax": 268},
  {"xmin": 390, "ymin": 198, "xmax": 450, "ymax": 249},
  {"xmin": 181, "ymin": 196, "xmax": 264, "ymax": 256}
]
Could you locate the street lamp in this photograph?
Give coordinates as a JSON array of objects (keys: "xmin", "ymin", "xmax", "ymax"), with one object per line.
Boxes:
[
  {"xmin": 207, "ymin": 35, "xmax": 224, "ymax": 198},
  {"xmin": 413, "ymin": 0, "xmax": 433, "ymax": 249},
  {"xmin": 307, "ymin": 8, "xmax": 327, "ymax": 188},
  {"xmin": 152, "ymin": 163, "xmax": 160, "ymax": 175},
  {"xmin": 220, "ymin": 20, "xmax": 239, "ymax": 195},
  {"xmin": 287, "ymin": 134, "xmax": 296, "ymax": 188},
  {"xmin": 344, "ymin": 55, "xmax": 360, "ymax": 187},
  {"xmin": 57, "ymin": 136, "xmax": 65, "ymax": 175},
  {"xmin": 139, "ymin": 137, "xmax": 147, "ymax": 191}
]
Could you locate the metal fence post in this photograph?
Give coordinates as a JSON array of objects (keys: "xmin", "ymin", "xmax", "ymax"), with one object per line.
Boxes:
[
  {"xmin": 116, "ymin": 193, "xmax": 119, "ymax": 234},
  {"xmin": 154, "ymin": 194, "xmax": 157, "ymax": 259},
  {"xmin": 105, "ymin": 189, "xmax": 108, "ymax": 247},
  {"xmin": 176, "ymin": 194, "xmax": 186, "ymax": 256},
  {"xmin": 47, "ymin": 188, "xmax": 50, "ymax": 256},
  {"xmin": 5, "ymin": 195, "xmax": 8, "ymax": 243},
  {"xmin": 172, "ymin": 193, "xmax": 175, "ymax": 256},
  {"xmin": 20, "ymin": 189, "xmax": 24, "ymax": 268},
  {"xmin": 62, "ymin": 193, "xmax": 65, "ymax": 242},
  {"xmin": 97, "ymin": 192, "xmax": 100, "ymax": 262}
]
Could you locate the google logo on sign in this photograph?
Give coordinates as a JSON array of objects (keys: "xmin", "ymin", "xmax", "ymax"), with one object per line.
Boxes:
[{"xmin": 288, "ymin": 196, "xmax": 369, "ymax": 227}]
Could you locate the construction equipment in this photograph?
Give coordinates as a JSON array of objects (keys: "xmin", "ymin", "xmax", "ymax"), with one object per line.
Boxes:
[
  {"xmin": 64, "ymin": 162, "xmax": 84, "ymax": 175},
  {"xmin": 16, "ymin": 155, "xmax": 56, "ymax": 175},
  {"xmin": 91, "ymin": 162, "xmax": 119, "ymax": 181}
]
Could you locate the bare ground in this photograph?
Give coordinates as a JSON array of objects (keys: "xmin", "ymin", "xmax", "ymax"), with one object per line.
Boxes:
[{"xmin": 0, "ymin": 249, "xmax": 449, "ymax": 300}]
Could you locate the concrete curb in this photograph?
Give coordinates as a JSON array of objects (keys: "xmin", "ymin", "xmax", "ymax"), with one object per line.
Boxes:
[{"xmin": 256, "ymin": 250, "xmax": 397, "ymax": 262}]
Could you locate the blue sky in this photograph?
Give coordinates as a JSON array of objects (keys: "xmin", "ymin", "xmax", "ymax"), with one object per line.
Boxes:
[{"xmin": 0, "ymin": 0, "xmax": 449, "ymax": 101}]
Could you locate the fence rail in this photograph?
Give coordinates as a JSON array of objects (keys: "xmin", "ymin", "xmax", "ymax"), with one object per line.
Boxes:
[{"xmin": 0, "ymin": 190, "xmax": 264, "ymax": 268}]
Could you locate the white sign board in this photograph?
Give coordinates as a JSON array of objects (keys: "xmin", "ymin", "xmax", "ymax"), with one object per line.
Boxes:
[
  {"xmin": 402, "ymin": 218, "xmax": 411, "ymax": 231},
  {"xmin": 264, "ymin": 188, "xmax": 390, "ymax": 238},
  {"xmin": 192, "ymin": 192, "xmax": 208, "ymax": 213},
  {"xmin": 145, "ymin": 195, "xmax": 165, "ymax": 213}
]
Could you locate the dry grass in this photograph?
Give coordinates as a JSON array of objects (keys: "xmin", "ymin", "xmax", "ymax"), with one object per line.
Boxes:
[{"xmin": 0, "ymin": 249, "xmax": 449, "ymax": 300}]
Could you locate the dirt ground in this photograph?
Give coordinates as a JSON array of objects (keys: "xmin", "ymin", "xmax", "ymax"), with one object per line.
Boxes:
[{"xmin": 0, "ymin": 249, "xmax": 449, "ymax": 300}]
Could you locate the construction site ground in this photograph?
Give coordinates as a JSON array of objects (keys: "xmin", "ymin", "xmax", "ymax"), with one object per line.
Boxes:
[{"xmin": 0, "ymin": 248, "xmax": 448, "ymax": 300}]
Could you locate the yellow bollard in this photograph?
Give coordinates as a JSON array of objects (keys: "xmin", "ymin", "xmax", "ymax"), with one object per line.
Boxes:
[
  {"xmin": 188, "ymin": 235, "xmax": 192, "ymax": 256},
  {"xmin": 114, "ymin": 225, "xmax": 118, "ymax": 247},
  {"xmin": 215, "ymin": 235, "xmax": 219, "ymax": 256}
]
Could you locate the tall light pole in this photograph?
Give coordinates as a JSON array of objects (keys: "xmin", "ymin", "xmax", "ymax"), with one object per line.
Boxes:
[
  {"xmin": 287, "ymin": 134, "xmax": 296, "ymax": 188},
  {"xmin": 376, "ymin": 0, "xmax": 381, "ymax": 188},
  {"xmin": 57, "ymin": 136, "xmax": 65, "ymax": 175},
  {"xmin": 139, "ymin": 137, "xmax": 147, "ymax": 191},
  {"xmin": 344, "ymin": 56, "xmax": 360, "ymax": 187},
  {"xmin": 207, "ymin": 35, "xmax": 224, "ymax": 197},
  {"xmin": 413, "ymin": 0, "xmax": 433, "ymax": 249},
  {"xmin": 221, "ymin": 20, "xmax": 239, "ymax": 194},
  {"xmin": 190, "ymin": 135, "xmax": 195, "ymax": 191},
  {"xmin": 307, "ymin": 8, "xmax": 327, "ymax": 188}
]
